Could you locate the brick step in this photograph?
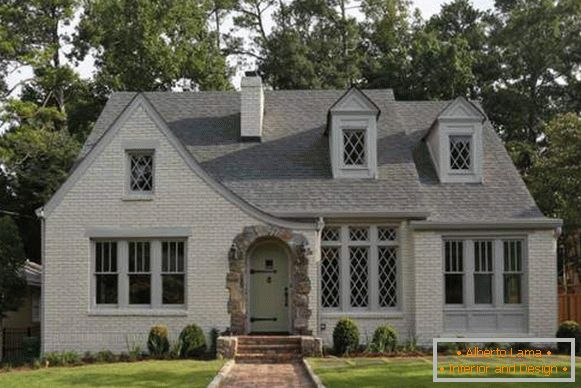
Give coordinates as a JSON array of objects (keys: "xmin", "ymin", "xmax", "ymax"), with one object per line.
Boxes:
[
  {"xmin": 237, "ymin": 344, "xmax": 301, "ymax": 354},
  {"xmin": 234, "ymin": 352, "xmax": 302, "ymax": 364},
  {"xmin": 237, "ymin": 336, "xmax": 301, "ymax": 346}
]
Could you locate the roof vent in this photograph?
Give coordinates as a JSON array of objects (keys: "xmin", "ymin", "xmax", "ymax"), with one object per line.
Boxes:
[{"xmin": 240, "ymin": 73, "xmax": 264, "ymax": 141}]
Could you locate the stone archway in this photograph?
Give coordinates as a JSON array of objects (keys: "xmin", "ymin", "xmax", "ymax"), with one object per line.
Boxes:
[{"xmin": 227, "ymin": 225, "xmax": 312, "ymax": 335}]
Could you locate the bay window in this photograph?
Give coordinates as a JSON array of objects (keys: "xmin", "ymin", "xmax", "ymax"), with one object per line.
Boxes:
[{"xmin": 444, "ymin": 238, "xmax": 525, "ymax": 307}]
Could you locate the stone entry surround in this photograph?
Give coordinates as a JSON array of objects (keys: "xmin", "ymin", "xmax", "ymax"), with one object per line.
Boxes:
[{"xmin": 227, "ymin": 225, "xmax": 313, "ymax": 335}]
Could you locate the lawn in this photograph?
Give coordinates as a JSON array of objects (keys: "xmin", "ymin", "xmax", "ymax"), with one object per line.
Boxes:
[
  {"xmin": 0, "ymin": 359, "xmax": 224, "ymax": 388},
  {"xmin": 308, "ymin": 356, "xmax": 581, "ymax": 388}
]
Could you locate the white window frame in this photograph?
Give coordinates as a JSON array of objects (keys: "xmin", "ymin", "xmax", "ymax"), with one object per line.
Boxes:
[
  {"xmin": 448, "ymin": 134, "xmax": 473, "ymax": 173},
  {"xmin": 341, "ymin": 128, "xmax": 368, "ymax": 169},
  {"xmin": 94, "ymin": 240, "xmax": 119, "ymax": 308},
  {"xmin": 161, "ymin": 239, "xmax": 186, "ymax": 306},
  {"xmin": 90, "ymin": 238, "xmax": 187, "ymax": 311},
  {"xmin": 320, "ymin": 224, "xmax": 400, "ymax": 313},
  {"xmin": 443, "ymin": 237, "xmax": 527, "ymax": 310},
  {"xmin": 125, "ymin": 149, "xmax": 155, "ymax": 196}
]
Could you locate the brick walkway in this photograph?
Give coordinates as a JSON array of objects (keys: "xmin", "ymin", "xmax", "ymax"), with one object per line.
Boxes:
[{"xmin": 220, "ymin": 362, "xmax": 315, "ymax": 388}]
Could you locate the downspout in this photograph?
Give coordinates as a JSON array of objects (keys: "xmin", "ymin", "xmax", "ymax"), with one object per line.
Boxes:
[
  {"xmin": 315, "ymin": 217, "xmax": 325, "ymax": 339},
  {"xmin": 35, "ymin": 207, "xmax": 45, "ymax": 357}
]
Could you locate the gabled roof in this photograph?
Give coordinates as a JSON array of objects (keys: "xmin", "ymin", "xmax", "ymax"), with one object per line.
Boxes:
[
  {"xmin": 329, "ymin": 86, "xmax": 381, "ymax": 115},
  {"xmin": 71, "ymin": 88, "xmax": 552, "ymax": 224},
  {"xmin": 423, "ymin": 96, "xmax": 487, "ymax": 140}
]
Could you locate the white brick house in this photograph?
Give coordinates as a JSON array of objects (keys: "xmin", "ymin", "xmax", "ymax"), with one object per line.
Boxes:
[{"xmin": 38, "ymin": 75, "xmax": 561, "ymax": 354}]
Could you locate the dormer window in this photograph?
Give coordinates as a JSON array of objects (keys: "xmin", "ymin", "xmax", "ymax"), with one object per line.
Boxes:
[
  {"xmin": 328, "ymin": 87, "xmax": 380, "ymax": 179},
  {"xmin": 425, "ymin": 97, "xmax": 485, "ymax": 183},
  {"xmin": 449, "ymin": 135, "xmax": 471, "ymax": 171},
  {"xmin": 343, "ymin": 129, "xmax": 366, "ymax": 167}
]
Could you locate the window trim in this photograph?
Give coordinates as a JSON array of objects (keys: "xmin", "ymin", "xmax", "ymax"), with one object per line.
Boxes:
[
  {"xmin": 340, "ymin": 128, "xmax": 368, "ymax": 169},
  {"xmin": 93, "ymin": 241, "xmax": 119, "ymax": 308},
  {"xmin": 90, "ymin": 238, "xmax": 187, "ymax": 312},
  {"xmin": 443, "ymin": 236, "xmax": 527, "ymax": 310},
  {"xmin": 125, "ymin": 149, "xmax": 156, "ymax": 197},
  {"xmin": 448, "ymin": 134, "xmax": 474, "ymax": 175},
  {"xmin": 321, "ymin": 224, "xmax": 401, "ymax": 314}
]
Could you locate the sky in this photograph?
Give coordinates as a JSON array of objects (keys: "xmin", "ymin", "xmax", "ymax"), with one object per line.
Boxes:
[{"xmin": 6, "ymin": 0, "xmax": 496, "ymax": 92}]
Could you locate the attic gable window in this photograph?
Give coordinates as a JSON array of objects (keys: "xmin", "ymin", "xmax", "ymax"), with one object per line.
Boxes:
[
  {"xmin": 128, "ymin": 151, "xmax": 154, "ymax": 193},
  {"xmin": 342, "ymin": 129, "xmax": 366, "ymax": 167},
  {"xmin": 449, "ymin": 135, "xmax": 471, "ymax": 171}
]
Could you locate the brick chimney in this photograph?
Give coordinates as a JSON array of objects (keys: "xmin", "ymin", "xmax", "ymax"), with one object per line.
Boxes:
[{"xmin": 240, "ymin": 71, "xmax": 264, "ymax": 141}]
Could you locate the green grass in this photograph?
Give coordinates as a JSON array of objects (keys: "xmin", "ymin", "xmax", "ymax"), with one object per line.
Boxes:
[
  {"xmin": 0, "ymin": 359, "xmax": 224, "ymax": 388},
  {"xmin": 308, "ymin": 356, "xmax": 581, "ymax": 388}
]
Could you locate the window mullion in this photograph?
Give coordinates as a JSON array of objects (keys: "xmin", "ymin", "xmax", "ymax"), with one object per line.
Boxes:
[
  {"xmin": 494, "ymin": 240, "xmax": 503, "ymax": 307},
  {"xmin": 119, "ymin": 240, "xmax": 129, "ymax": 308},
  {"xmin": 151, "ymin": 240, "xmax": 162, "ymax": 309},
  {"xmin": 369, "ymin": 226, "xmax": 379, "ymax": 311},
  {"xmin": 340, "ymin": 226, "xmax": 350, "ymax": 312},
  {"xmin": 465, "ymin": 240, "xmax": 475, "ymax": 308}
]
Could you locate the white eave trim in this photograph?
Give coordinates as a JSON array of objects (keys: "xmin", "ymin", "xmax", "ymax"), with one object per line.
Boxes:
[
  {"xmin": 38, "ymin": 93, "xmax": 318, "ymax": 231},
  {"xmin": 272, "ymin": 211, "xmax": 430, "ymax": 220},
  {"xmin": 85, "ymin": 227, "xmax": 192, "ymax": 238},
  {"xmin": 410, "ymin": 218, "xmax": 563, "ymax": 231}
]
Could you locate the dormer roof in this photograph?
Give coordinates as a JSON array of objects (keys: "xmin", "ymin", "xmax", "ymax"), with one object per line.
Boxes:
[{"xmin": 329, "ymin": 86, "xmax": 381, "ymax": 115}]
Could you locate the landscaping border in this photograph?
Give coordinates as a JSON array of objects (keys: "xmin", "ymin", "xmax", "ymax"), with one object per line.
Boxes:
[
  {"xmin": 207, "ymin": 360, "xmax": 235, "ymax": 388},
  {"xmin": 303, "ymin": 359, "xmax": 326, "ymax": 388}
]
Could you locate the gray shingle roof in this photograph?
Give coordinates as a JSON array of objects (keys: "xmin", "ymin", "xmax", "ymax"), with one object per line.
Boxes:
[{"xmin": 81, "ymin": 89, "xmax": 545, "ymax": 222}]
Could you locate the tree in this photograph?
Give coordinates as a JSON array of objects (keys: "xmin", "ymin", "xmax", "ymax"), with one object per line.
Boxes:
[
  {"xmin": 527, "ymin": 113, "xmax": 581, "ymax": 226},
  {"xmin": 0, "ymin": 100, "xmax": 80, "ymax": 261},
  {"xmin": 232, "ymin": 0, "xmax": 363, "ymax": 89},
  {"xmin": 74, "ymin": 0, "xmax": 232, "ymax": 92},
  {"xmin": 482, "ymin": 0, "xmax": 581, "ymax": 172},
  {"xmin": 0, "ymin": 216, "xmax": 27, "ymax": 319}
]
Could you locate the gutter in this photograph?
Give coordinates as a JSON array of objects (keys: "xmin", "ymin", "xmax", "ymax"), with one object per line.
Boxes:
[
  {"xmin": 272, "ymin": 211, "xmax": 430, "ymax": 220},
  {"xmin": 410, "ymin": 218, "xmax": 563, "ymax": 231}
]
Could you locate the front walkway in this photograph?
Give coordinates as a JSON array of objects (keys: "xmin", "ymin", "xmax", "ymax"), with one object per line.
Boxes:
[{"xmin": 220, "ymin": 362, "xmax": 315, "ymax": 388}]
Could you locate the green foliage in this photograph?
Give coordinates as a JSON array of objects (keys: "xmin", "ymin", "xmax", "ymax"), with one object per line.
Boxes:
[
  {"xmin": 333, "ymin": 318, "xmax": 360, "ymax": 355},
  {"xmin": 528, "ymin": 113, "xmax": 581, "ymax": 226},
  {"xmin": 95, "ymin": 350, "xmax": 116, "ymax": 363},
  {"xmin": 179, "ymin": 324, "xmax": 207, "ymax": 358},
  {"xmin": 0, "ymin": 216, "xmax": 27, "ymax": 318},
  {"xmin": 42, "ymin": 351, "xmax": 82, "ymax": 367},
  {"xmin": 147, "ymin": 324, "xmax": 170, "ymax": 357},
  {"xmin": 21, "ymin": 336, "xmax": 41, "ymax": 362},
  {"xmin": 369, "ymin": 325, "xmax": 397, "ymax": 353},
  {"xmin": 74, "ymin": 0, "xmax": 231, "ymax": 92},
  {"xmin": 556, "ymin": 320, "xmax": 581, "ymax": 354}
]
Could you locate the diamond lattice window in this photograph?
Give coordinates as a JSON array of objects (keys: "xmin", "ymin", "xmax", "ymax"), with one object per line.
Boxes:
[
  {"xmin": 321, "ymin": 247, "xmax": 340, "ymax": 308},
  {"xmin": 378, "ymin": 246, "xmax": 397, "ymax": 307},
  {"xmin": 343, "ymin": 129, "xmax": 366, "ymax": 166},
  {"xmin": 449, "ymin": 135, "xmax": 471, "ymax": 170},
  {"xmin": 349, "ymin": 227, "xmax": 368, "ymax": 241},
  {"xmin": 378, "ymin": 227, "xmax": 397, "ymax": 242},
  {"xmin": 129, "ymin": 152, "xmax": 154, "ymax": 192},
  {"xmin": 322, "ymin": 227, "xmax": 340, "ymax": 242},
  {"xmin": 349, "ymin": 246, "xmax": 369, "ymax": 307}
]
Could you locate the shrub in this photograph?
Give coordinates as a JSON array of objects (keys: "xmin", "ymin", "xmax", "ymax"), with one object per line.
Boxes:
[
  {"xmin": 369, "ymin": 325, "xmax": 397, "ymax": 353},
  {"xmin": 179, "ymin": 324, "xmax": 207, "ymax": 358},
  {"xmin": 333, "ymin": 318, "xmax": 359, "ymax": 355},
  {"xmin": 556, "ymin": 320, "xmax": 581, "ymax": 354},
  {"xmin": 147, "ymin": 324, "xmax": 170, "ymax": 357},
  {"xmin": 21, "ymin": 336, "xmax": 40, "ymax": 361},
  {"xmin": 95, "ymin": 350, "xmax": 116, "ymax": 363},
  {"xmin": 43, "ymin": 351, "xmax": 81, "ymax": 367}
]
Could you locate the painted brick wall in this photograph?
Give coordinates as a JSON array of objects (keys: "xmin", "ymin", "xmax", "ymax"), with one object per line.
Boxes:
[
  {"xmin": 43, "ymin": 104, "xmax": 317, "ymax": 354},
  {"xmin": 527, "ymin": 229, "xmax": 558, "ymax": 337}
]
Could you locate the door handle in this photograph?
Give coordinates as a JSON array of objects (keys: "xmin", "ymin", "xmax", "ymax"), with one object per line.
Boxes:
[{"xmin": 284, "ymin": 287, "xmax": 288, "ymax": 307}]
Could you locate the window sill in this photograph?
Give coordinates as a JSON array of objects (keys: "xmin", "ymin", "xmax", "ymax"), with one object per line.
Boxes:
[
  {"xmin": 88, "ymin": 308, "xmax": 187, "ymax": 317},
  {"xmin": 322, "ymin": 311, "xmax": 404, "ymax": 319},
  {"xmin": 122, "ymin": 194, "xmax": 154, "ymax": 202}
]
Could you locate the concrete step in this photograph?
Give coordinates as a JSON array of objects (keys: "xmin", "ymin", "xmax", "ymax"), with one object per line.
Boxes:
[{"xmin": 237, "ymin": 344, "xmax": 301, "ymax": 354}]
